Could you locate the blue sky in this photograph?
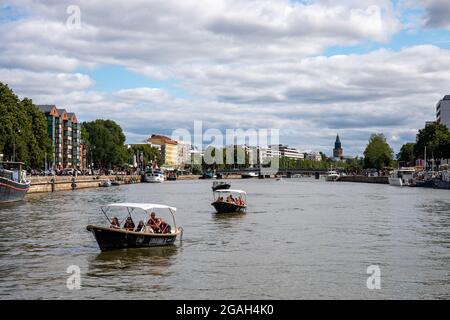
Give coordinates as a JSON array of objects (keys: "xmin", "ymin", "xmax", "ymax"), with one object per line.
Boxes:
[
  {"xmin": 1, "ymin": 0, "xmax": 450, "ymax": 156},
  {"xmin": 84, "ymin": 65, "xmax": 190, "ymax": 98}
]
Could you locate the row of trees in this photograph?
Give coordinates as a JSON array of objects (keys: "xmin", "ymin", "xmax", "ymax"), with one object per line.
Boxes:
[
  {"xmin": 397, "ymin": 122, "xmax": 450, "ymax": 167},
  {"xmin": 0, "ymin": 82, "xmax": 52, "ymax": 168},
  {"xmin": 81, "ymin": 120, "xmax": 161, "ymax": 169},
  {"xmin": 196, "ymin": 144, "xmax": 369, "ymax": 173}
]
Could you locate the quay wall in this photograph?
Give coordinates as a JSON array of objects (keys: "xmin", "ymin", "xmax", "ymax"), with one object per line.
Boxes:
[
  {"xmin": 177, "ymin": 175, "xmax": 200, "ymax": 180},
  {"xmin": 337, "ymin": 175, "xmax": 389, "ymax": 184},
  {"xmin": 29, "ymin": 173, "xmax": 297, "ymax": 193},
  {"xmin": 29, "ymin": 175, "xmax": 141, "ymax": 193}
]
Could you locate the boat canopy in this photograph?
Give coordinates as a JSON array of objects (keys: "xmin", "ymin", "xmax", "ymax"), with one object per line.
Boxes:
[
  {"xmin": 214, "ymin": 189, "xmax": 246, "ymax": 194},
  {"xmin": 0, "ymin": 161, "xmax": 26, "ymax": 165},
  {"xmin": 99, "ymin": 202, "xmax": 178, "ymax": 233},
  {"xmin": 105, "ymin": 203, "xmax": 177, "ymax": 212}
]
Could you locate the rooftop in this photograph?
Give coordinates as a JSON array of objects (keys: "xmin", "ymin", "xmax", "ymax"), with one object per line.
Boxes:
[
  {"xmin": 149, "ymin": 134, "xmax": 178, "ymax": 145},
  {"xmin": 36, "ymin": 104, "xmax": 56, "ymax": 113}
]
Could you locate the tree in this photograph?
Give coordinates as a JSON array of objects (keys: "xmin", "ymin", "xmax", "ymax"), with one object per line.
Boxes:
[
  {"xmin": 0, "ymin": 82, "xmax": 51, "ymax": 167},
  {"xmin": 319, "ymin": 152, "xmax": 328, "ymax": 162},
  {"xmin": 220, "ymin": 145, "xmax": 249, "ymax": 169},
  {"xmin": 414, "ymin": 122, "xmax": 450, "ymax": 167},
  {"xmin": 397, "ymin": 142, "xmax": 415, "ymax": 166},
  {"xmin": 363, "ymin": 134, "xmax": 393, "ymax": 170},
  {"xmin": 344, "ymin": 157, "xmax": 363, "ymax": 174},
  {"xmin": 203, "ymin": 146, "xmax": 223, "ymax": 171},
  {"xmin": 127, "ymin": 144, "xmax": 161, "ymax": 167},
  {"xmin": 81, "ymin": 120, "xmax": 128, "ymax": 168}
]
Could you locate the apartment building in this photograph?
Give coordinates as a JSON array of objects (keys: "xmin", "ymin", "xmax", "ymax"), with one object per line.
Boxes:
[{"xmin": 37, "ymin": 105, "xmax": 80, "ymax": 169}]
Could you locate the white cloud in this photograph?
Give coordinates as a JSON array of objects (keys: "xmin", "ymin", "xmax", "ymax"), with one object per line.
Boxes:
[
  {"xmin": 0, "ymin": 68, "xmax": 94, "ymax": 95},
  {"xmin": 1, "ymin": 1, "xmax": 449, "ymax": 156}
]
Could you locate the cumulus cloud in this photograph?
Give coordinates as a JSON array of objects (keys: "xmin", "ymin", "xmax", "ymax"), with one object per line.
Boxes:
[
  {"xmin": 0, "ymin": 0, "xmax": 401, "ymax": 70},
  {"xmin": 1, "ymin": 1, "xmax": 449, "ymax": 156},
  {"xmin": 0, "ymin": 68, "xmax": 94, "ymax": 95}
]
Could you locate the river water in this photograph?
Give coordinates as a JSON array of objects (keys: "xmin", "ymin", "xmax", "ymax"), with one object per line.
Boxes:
[{"xmin": 0, "ymin": 178, "xmax": 449, "ymax": 299}]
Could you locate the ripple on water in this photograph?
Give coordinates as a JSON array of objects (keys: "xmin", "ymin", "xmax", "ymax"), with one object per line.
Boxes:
[{"xmin": 0, "ymin": 180, "xmax": 449, "ymax": 299}]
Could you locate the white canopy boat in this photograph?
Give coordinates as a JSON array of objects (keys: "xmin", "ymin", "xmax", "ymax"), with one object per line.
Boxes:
[
  {"xmin": 211, "ymin": 189, "xmax": 247, "ymax": 213},
  {"xmin": 87, "ymin": 203, "xmax": 183, "ymax": 251}
]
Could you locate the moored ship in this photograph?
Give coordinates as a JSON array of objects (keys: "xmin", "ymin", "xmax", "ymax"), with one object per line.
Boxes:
[
  {"xmin": 0, "ymin": 162, "xmax": 30, "ymax": 203},
  {"xmin": 142, "ymin": 168, "xmax": 164, "ymax": 183},
  {"xmin": 388, "ymin": 168, "xmax": 416, "ymax": 186},
  {"xmin": 433, "ymin": 170, "xmax": 450, "ymax": 189}
]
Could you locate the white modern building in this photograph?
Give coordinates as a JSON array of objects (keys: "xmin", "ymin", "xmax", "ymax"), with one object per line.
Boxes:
[
  {"xmin": 177, "ymin": 141, "xmax": 191, "ymax": 168},
  {"xmin": 279, "ymin": 145, "xmax": 305, "ymax": 160},
  {"xmin": 258, "ymin": 145, "xmax": 304, "ymax": 163},
  {"xmin": 190, "ymin": 147, "xmax": 204, "ymax": 165},
  {"xmin": 437, "ymin": 95, "xmax": 450, "ymax": 129},
  {"xmin": 306, "ymin": 152, "xmax": 322, "ymax": 161}
]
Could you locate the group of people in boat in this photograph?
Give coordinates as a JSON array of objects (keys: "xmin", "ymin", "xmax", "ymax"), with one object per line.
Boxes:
[
  {"xmin": 110, "ymin": 212, "xmax": 171, "ymax": 234},
  {"xmin": 216, "ymin": 194, "xmax": 246, "ymax": 206}
]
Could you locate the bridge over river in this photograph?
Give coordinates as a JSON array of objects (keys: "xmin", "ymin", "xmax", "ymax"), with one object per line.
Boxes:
[{"xmin": 216, "ymin": 168, "xmax": 330, "ymax": 178}]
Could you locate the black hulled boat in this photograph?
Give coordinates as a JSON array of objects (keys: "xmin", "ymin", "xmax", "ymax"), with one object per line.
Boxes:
[
  {"xmin": 87, "ymin": 203, "xmax": 183, "ymax": 252},
  {"xmin": 212, "ymin": 181, "xmax": 231, "ymax": 191},
  {"xmin": 211, "ymin": 189, "xmax": 247, "ymax": 213},
  {"xmin": 0, "ymin": 162, "xmax": 30, "ymax": 203}
]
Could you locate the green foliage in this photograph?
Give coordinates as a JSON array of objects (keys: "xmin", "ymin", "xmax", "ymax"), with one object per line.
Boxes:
[
  {"xmin": 190, "ymin": 164, "xmax": 202, "ymax": 175},
  {"xmin": 201, "ymin": 146, "xmax": 250, "ymax": 171},
  {"xmin": 397, "ymin": 142, "xmax": 415, "ymax": 165},
  {"xmin": 81, "ymin": 119, "xmax": 128, "ymax": 168},
  {"xmin": 0, "ymin": 82, "xmax": 51, "ymax": 167},
  {"xmin": 279, "ymin": 157, "xmax": 327, "ymax": 170},
  {"xmin": 80, "ymin": 124, "xmax": 90, "ymax": 150},
  {"xmin": 414, "ymin": 122, "xmax": 450, "ymax": 162},
  {"xmin": 127, "ymin": 144, "xmax": 161, "ymax": 166},
  {"xmin": 340, "ymin": 157, "xmax": 363, "ymax": 174},
  {"xmin": 363, "ymin": 134, "xmax": 393, "ymax": 170}
]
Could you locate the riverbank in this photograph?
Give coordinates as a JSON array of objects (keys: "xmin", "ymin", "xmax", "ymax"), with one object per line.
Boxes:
[
  {"xmin": 337, "ymin": 175, "xmax": 389, "ymax": 184},
  {"xmin": 29, "ymin": 175, "xmax": 141, "ymax": 193}
]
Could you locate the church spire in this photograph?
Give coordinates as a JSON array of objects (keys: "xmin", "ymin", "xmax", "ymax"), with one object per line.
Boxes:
[
  {"xmin": 334, "ymin": 134, "xmax": 341, "ymax": 149},
  {"xmin": 333, "ymin": 134, "xmax": 343, "ymax": 159}
]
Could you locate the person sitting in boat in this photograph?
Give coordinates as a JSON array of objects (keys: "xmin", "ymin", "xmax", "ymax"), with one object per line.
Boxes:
[
  {"xmin": 147, "ymin": 212, "xmax": 161, "ymax": 233},
  {"xmin": 123, "ymin": 216, "xmax": 135, "ymax": 231},
  {"xmin": 217, "ymin": 196, "xmax": 224, "ymax": 202},
  {"xmin": 159, "ymin": 219, "xmax": 172, "ymax": 234},
  {"xmin": 135, "ymin": 220, "xmax": 145, "ymax": 232},
  {"xmin": 110, "ymin": 217, "xmax": 120, "ymax": 229}
]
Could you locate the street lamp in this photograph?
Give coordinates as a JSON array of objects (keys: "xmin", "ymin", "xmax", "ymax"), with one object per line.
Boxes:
[{"xmin": 12, "ymin": 129, "xmax": 21, "ymax": 162}]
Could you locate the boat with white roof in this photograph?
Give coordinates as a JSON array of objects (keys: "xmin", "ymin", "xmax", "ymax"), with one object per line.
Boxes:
[
  {"xmin": 86, "ymin": 203, "xmax": 183, "ymax": 251},
  {"xmin": 211, "ymin": 189, "xmax": 247, "ymax": 213}
]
